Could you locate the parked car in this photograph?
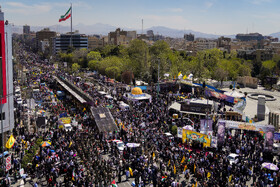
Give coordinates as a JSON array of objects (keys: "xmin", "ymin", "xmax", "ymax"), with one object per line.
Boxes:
[
  {"xmin": 112, "ymin": 140, "xmax": 125, "ymax": 153},
  {"xmin": 227, "ymin": 153, "xmax": 239, "ymax": 165},
  {"xmin": 64, "ymin": 124, "xmax": 72, "ymax": 132}
]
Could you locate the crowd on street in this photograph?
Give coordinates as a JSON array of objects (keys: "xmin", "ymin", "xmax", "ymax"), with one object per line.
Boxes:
[{"xmin": 0, "ymin": 44, "xmax": 279, "ymax": 187}]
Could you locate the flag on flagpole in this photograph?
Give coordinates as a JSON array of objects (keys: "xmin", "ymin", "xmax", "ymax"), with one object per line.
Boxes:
[
  {"xmin": 6, "ymin": 135, "xmax": 15, "ymax": 149},
  {"xmin": 168, "ymin": 159, "xmax": 171, "ymax": 166},
  {"xmin": 153, "ymin": 152, "xmax": 155, "ymax": 158},
  {"xmin": 112, "ymin": 180, "xmax": 118, "ymax": 187},
  {"xmin": 195, "ymin": 181, "xmax": 198, "ymax": 187},
  {"xmin": 161, "ymin": 176, "xmax": 166, "ymax": 182},
  {"xmin": 173, "ymin": 164, "xmax": 176, "ymax": 174},
  {"xmin": 181, "ymin": 156, "xmax": 186, "ymax": 163},
  {"xmin": 59, "ymin": 7, "xmax": 72, "ymax": 22},
  {"xmin": 183, "ymin": 75, "xmax": 187, "ymax": 80},
  {"xmin": 194, "ymin": 164, "xmax": 196, "ymax": 173},
  {"xmin": 69, "ymin": 141, "xmax": 72, "ymax": 148}
]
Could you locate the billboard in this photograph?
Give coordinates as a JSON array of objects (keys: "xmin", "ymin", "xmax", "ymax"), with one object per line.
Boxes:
[
  {"xmin": 217, "ymin": 120, "xmax": 226, "ymax": 146},
  {"xmin": 180, "ymin": 102, "xmax": 211, "ymax": 114},
  {"xmin": 182, "ymin": 129, "xmax": 211, "ymax": 147}
]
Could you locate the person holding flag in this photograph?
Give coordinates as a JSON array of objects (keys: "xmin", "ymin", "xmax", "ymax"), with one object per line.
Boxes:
[
  {"xmin": 6, "ymin": 134, "xmax": 15, "ymax": 149},
  {"xmin": 181, "ymin": 156, "xmax": 186, "ymax": 164}
]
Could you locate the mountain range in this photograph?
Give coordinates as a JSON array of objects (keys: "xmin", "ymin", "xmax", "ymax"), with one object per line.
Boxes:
[{"xmin": 11, "ymin": 23, "xmax": 277, "ymax": 39}]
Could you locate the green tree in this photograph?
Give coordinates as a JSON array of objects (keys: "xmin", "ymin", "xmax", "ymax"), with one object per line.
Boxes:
[
  {"xmin": 72, "ymin": 63, "xmax": 80, "ymax": 73},
  {"xmin": 73, "ymin": 48, "xmax": 88, "ymax": 68},
  {"xmin": 149, "ymin": 40, "xmax": 172, "ymax": 82},
  {"xmin": 262, "ymin": 60, "xmax": 277, "ymax": 73},
  {"xmin": 105, "ymin": 66, "xmax": 121, "ymax": 79},
  {"xmin": 97, "ymin": 56, "xmax": 124, "ymax": 79},
  {"xmin": 87, "ymin": 51, "xmax": 101, "ymax": 61},
  {"xmin": 88, "ymin": 60, "xmax": 99, "ymax": 70},
  {"xmin": 127, "ymin": 39, "xmax": 149, "ymax": 79}
]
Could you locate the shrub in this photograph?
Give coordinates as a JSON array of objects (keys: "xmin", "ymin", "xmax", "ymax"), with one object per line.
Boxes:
[
  {"xmin": 229, "ymin": 85, "xmax": 233, "ymax": 89},
  {"xmin": 237, "ymin": 85, "xmax": 240, "ymax": 89}
]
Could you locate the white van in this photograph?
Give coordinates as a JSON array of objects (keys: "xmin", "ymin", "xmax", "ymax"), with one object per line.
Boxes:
[{"xmin": 64, "ymin": 124, "xmax": 72, "ymax": 132}]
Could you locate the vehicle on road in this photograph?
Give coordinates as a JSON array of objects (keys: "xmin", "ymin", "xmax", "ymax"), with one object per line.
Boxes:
[
  {"xmin": 227, "ymin": 153, "xmax": 239, "ymax": 165},
  {"xmin": 64, "ymin": 124, "xmax": 72, "ymax": 132}
]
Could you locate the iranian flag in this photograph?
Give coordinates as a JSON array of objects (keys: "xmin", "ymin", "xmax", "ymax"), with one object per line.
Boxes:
[
  {"xmin": 59, "ymin": 7, "xmax": 71, "ymax": 22},
  {"xmin": 111, "ymin": 180, "xmax": 118, "ymax": 187}
]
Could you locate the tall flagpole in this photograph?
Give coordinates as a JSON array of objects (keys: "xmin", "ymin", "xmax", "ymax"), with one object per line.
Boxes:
[{"xmin": 70, "ymin": 3, "xmax": 73, "ymax": 47}]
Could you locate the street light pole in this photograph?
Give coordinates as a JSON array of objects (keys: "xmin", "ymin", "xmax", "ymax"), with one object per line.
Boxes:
[{"xmin": 157, "ymin": 58, "xmax": 160, "ymax": 99}]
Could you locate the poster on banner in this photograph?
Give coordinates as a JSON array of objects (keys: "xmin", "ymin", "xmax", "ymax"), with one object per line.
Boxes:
[
  {"xmin": 217, "ymin": 120, "xmax": 226, "ymax": 146},
  {"xmin": 265, "ymin": 131, "xmax": 274, "ymax": 151},
  {"xmin": 59, "ymin": 117, "xmax": 71, "ymax": 124},
  {"xmin": 200, "ymin": 119, "xmax": 213, "ymax": 132},
  {"xmin": 211, "ymin": 136, "xmax": 217, "ymax": 148},
  {"xmin": 182, "ymin": 129, "xmax": 211, "ymax": 147},
  {"xmin": 274, "ymin": 133, "xmax": 280, "ymax": 141},
  {"xmin": 177, "ymin": 127, "xmax": 183, "ymax": 138},
  {"xmin": 5, "ymin": 155, "xmax": 11, "ymax": 171}
]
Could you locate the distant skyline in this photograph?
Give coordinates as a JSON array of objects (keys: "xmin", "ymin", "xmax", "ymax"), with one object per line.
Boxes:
[{"xmin": 2, "ymin": 0, "xmax": 280, "ymax": 35}]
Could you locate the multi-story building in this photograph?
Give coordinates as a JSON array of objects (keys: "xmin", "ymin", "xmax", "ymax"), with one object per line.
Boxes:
[
  {"xmin": 217, "ymin": 36, "xmax": 231, "ymax": 52},
  {"xmin": 264, "ymin": 42, "xmax": 280, "ymax": 54},
  {"xmin": 230, "ymin": 40, "xmax": 259, "ymax": 52},
  {"xmin": 184, "ymin": 33, "xmax": 194, "ymax": 42},
  {"xmin": 52, "ymin": 33, "xmax": 88, "ymax": 54},
  {"xmin": 237, "ymin": 49, "xmax": 274, "ymax": 61},
  {"xmin": 108, "ymin": 28, "xmax": 136, "ymax": 46},
  {"xmin": 146, "ymin": 30, "xmax": 154, "ymax": 40},
  {"xmin": 23, "ymin": 24, "xmax": 30, "ymax": 34},
  {"xmin": 194, "ymin": 38, "xmax": 217, "ymax": 52},
  {"xmin": 88, "ymin": 35, "xmax": 103, "ymax": 50},
  {"xmin": 36, "ymin": 28, "xmax": 56, "ymax": 51},
  {"xmin": 236, "ymin": 33, "xmax": 264, "ymax": 41},
  {"xmin": 0, "ymin": 11, "xmax": 14, "ymax": 144}
]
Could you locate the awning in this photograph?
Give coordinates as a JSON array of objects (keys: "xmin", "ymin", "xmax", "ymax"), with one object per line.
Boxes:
[{"xmin": 54, "ymin": 76, "xmax": 86, "ymax": 104}]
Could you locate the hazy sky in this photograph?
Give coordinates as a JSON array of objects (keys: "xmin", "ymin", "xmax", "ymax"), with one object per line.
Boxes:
[{"xmin": 1, "ymin": 0, "xmax": 280, "ymax": 35}]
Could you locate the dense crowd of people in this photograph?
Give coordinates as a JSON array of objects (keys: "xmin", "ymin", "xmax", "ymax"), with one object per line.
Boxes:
[{"xmin": 0, "ymin": 45, "xmax": 280, "ymax": 187}]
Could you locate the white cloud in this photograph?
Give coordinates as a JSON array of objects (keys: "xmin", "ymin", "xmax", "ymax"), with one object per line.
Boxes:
[{"xmin": 4, "ymin": 2, "xmax": 51, "ymax": 15}]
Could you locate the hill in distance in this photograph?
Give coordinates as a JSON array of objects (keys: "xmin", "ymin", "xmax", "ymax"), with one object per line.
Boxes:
[{"xmin": 12, "ymin": 23, "xmax": 276, "ymax": 39}]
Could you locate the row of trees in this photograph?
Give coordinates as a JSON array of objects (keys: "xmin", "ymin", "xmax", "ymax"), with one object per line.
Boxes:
[{"xmin": 58, "ymin": 40, "xmax": 261, "ymax": 84}]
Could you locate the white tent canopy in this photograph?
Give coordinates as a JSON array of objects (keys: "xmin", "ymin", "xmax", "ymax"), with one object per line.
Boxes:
[
  {"xmin": 183, "ymin": 125, "xmax": 194, "ymax": 131},
  {"xmin": 224, "ymin": 90, "xmax": 245, "ymax": 98}
]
